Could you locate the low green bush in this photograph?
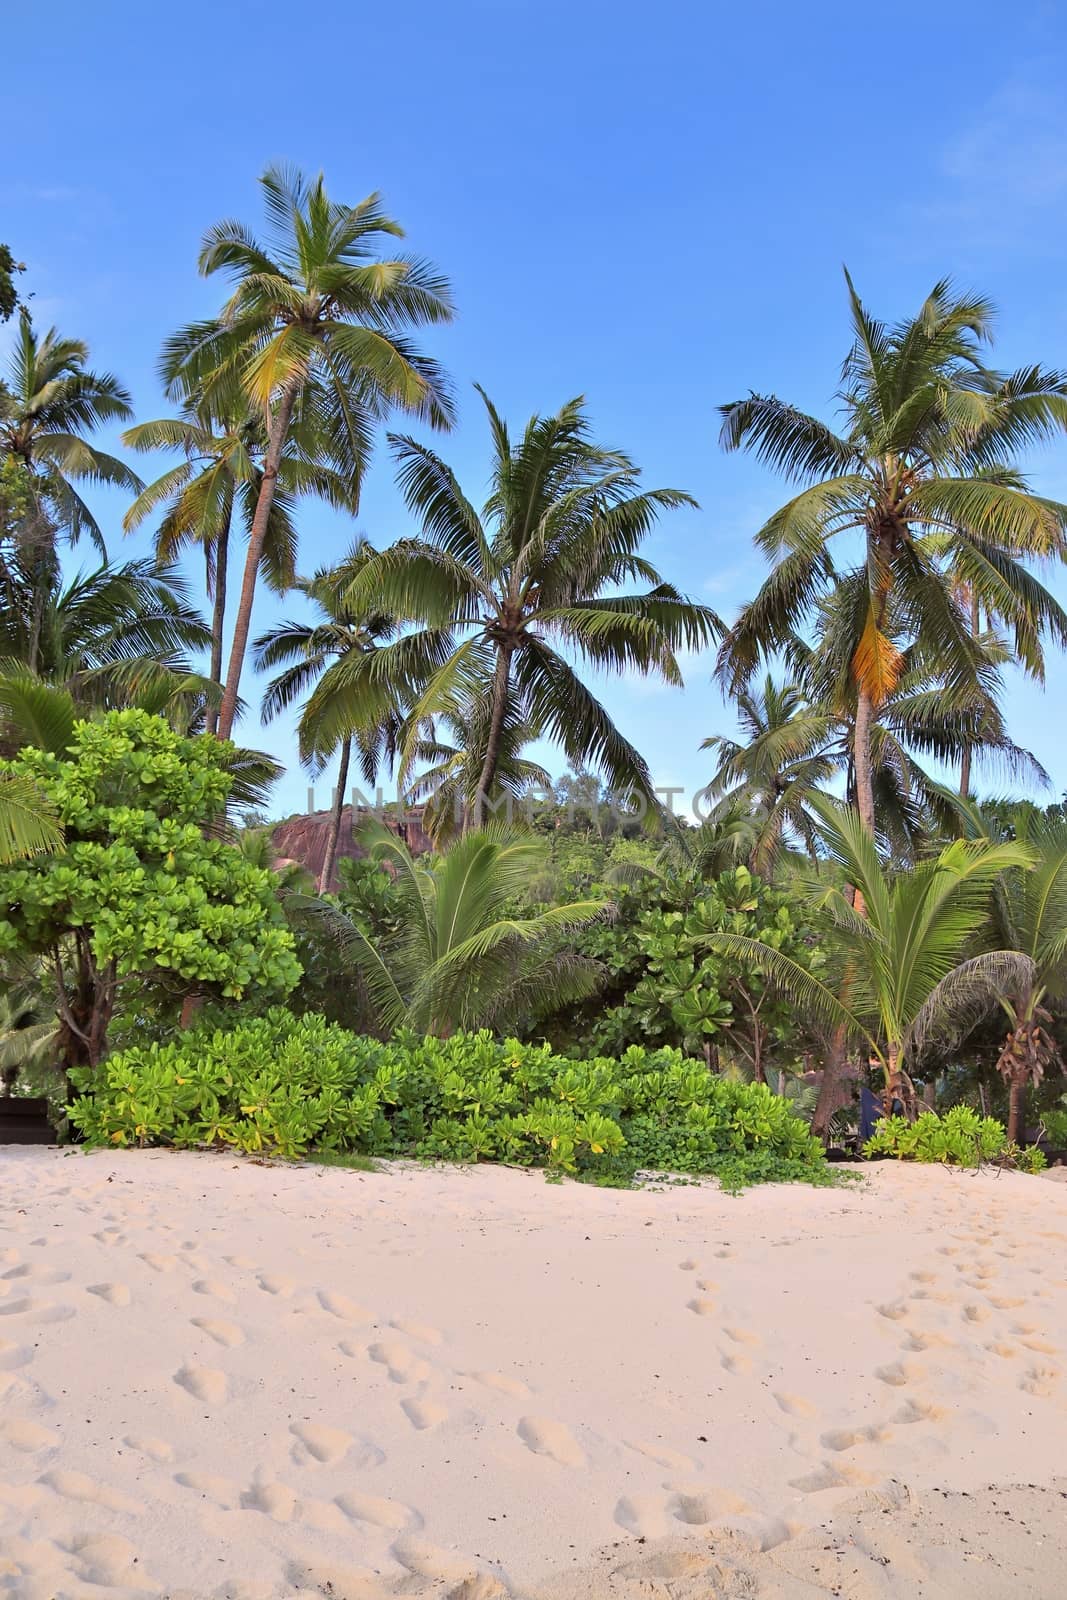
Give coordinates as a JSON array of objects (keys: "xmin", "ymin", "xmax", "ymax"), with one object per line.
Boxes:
[
  {"xmin": 68, "ymin": 1009, "xmax": 831, "ymax": 1190},
  {"xmin": 1039, "ymin": 1106, "xmax": 1067, "ymax": 1147},
  {"xmin": 864, "ymin": 1105, "xmax": 1046, "ymax": 1173}
]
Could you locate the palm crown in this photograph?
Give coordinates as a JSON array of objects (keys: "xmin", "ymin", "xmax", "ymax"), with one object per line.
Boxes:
[
  {"xmin": 1, "ymin": 310, "xmax": 142, "ymax": 554},
  {"xmin": 349, "ymin": 388, "xmax": 720, "ymax": 819}
]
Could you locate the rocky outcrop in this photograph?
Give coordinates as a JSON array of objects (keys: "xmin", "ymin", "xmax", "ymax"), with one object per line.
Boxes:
[{"xmin": 271, "ymin": 807, "xmax": 432, "ymax": 891}]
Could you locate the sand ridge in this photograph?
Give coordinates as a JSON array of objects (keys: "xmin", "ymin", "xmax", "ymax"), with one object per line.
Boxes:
[{"xmin": 0, "ymin": 1149, "xmax": 1064, "ymax": 1598}]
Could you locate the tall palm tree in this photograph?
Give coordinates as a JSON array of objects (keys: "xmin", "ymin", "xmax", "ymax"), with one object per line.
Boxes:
[
  {"xmin": 122, "ymin": 391, "xmax": 357, "ymax": 730},
  {"xmin": 255, "ymin": 541, "xmax": 450, "ymax": 891},
  {"xmin": 311, "ymin": 820, "xmax": 606, "ymax": 1036},
  {"xmin": 1, "ymin": 310, "xmax": 142, "ymax": 556},
  {"xmin": 351, "ymin": 389, "xmax": 719, "ymax": 823},
  {"xmin": 0, "ymin": 773, "xmax": 62, "ymax": 862},
  {"xmin": 717, "ymin": 274, "xmax": 1067, "ymax": 837},
  {"xmin": 702, "ymin": 794, "xmax": 1032, "ymax": 1111},
  {"xmin": 163, "ymin": 165, "xmax": 455, "ymax": 741}
]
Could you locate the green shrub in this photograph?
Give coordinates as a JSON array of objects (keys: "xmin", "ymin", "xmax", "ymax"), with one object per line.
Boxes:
[
  {"xmin": 68, "ymin": 1011, "xmax": 831, "ymax": 1190},
  {"xmin": 864, "ymin": 1105, "xmax": 1046, "ymax": 1173},
  {"xmin": 1039, "ymin": 1106, "xmax": 1067, "ymax": 1146}
]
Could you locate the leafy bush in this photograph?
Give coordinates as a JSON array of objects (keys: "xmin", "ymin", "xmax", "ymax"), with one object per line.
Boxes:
[
  {"xmin": 68, "ymin": 1010, "xmax": 831, "ymax": 1190},
  {"xmin": 0, "ymin": 711, "xmax": 301, "ymax": 1069},
  {"xmin": 1039, "ymin": 1106, "xmax": 1067, "ymax": 1146},
  {"xmin": 864, "ymin": 1105, "xmax": 1046, "ymax": 1172}
]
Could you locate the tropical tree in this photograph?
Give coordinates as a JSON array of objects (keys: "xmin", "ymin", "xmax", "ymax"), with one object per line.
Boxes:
[
  {"xmin": 350, "ymin": 389, "xmax": 719, "ymax": 823},
  {"xmin": 0, "ymin": 773, "xmax": 62, "ymax": 862},
  {"xmin": 254, "ymin": 542, "xmax": 436, "ymax": 892},
  {"xmin": 700, "ymin": 794, "xmax": 1032, "ymax": 1111},
  {"xmin": 700, "ymin": 675, "xmax": 836, "ymax": 870},
  {"xmin": 310, "ymin": 820, "xmax": 606, "ymax": 1036},
  {"xmin": 0, "ymin": 310, "xmax": 142, "ymax": 555},
  {"xmin": 717, "ymin": 274, "xmax": 1067, "ymax": 836},
  {"xmin": 404, "ymin": 690, "xmax": 552, "ymax": 844},
  {"xmin": 163, "ymin": 165, "xmax": 455, "ymax": 740},
  {"xmin": 123, "ymin": 392, "xmax": 357, "ymax": 728}
]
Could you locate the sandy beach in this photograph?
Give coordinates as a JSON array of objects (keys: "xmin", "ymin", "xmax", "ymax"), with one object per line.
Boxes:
[{"xmin": 1, "ymin": 1150, "xmax": 1065, "ymax": 1599}]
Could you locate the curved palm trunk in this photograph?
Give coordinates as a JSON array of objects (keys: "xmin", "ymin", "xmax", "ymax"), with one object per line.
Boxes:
[
  {"xmin": 216, "ymin": 384, "xmax": 300, "ymax": 741},
  {"xmin": 318, "ymin": 737, "xmax": 352, "ymax": 894},
  {"xmin": 1006, "ymin": 1074, "xmax": 1026, "ymax": 1145},
  {"xmin": 469, "ymin": 640, "xmax": 514, "ymax": 829},
  {"xmin": 206, "ymin": 493, "xmax": 232, "ymax": 737}
]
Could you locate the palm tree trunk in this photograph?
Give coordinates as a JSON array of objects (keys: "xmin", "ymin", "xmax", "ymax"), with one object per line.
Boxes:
[
  {"xmin": 318, "ymin": 737, "xmax": 352, "ymax": 894},
  {"xmin": 854, "ymin": 688, "xmax": 876, "ymax": 836},
  {"xmin": 470, "ymin": 640, "xmax": 514, "ymax": 828},
  {"xmin": 958, "ymin": 589, "xmax": 980, "ymax": 798},
  {"xmin": 1007, "ymin": 1074, "xmax": 1026, "ymax": 1145},
  {"xmin": 206, "ymin": 494, "xmax": 232, "ymax": 737},
  {"xmin": 216, "ymin": 383, "xmax": 299, "ymax": 741}
]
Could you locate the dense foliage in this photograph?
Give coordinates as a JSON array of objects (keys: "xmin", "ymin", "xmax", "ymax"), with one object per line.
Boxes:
[
  {"xmin": 865, "ymin": 1104, "xmax": 1045, "ymax": 1172},
  {"xmin": 69, "ymin": 1009, "xmax": 831, "ymax": 1190},
  {"xmin": 0, "ymin": 711, "xmax": 300, "ymax": 1067}
]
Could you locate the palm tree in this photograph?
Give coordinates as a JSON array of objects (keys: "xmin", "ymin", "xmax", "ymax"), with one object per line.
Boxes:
[
  {"xmin": 311, "ymin": 820, "xmax": 606, "ymax": 1036},
  {"xmin": 701, "ymin": 794, "xmax": 1032, "ymax": 1112},
  {"xmin": 940, "ymin": 800, "xmax": 1067, "ymax": 1141},
  {"xmin": 717, "ymin": 274, "xmax": 1067, "ymax": 837},
  {"xmin": 404, "ymin": 690, "xmax": 553, "ymax": 845},
  {"xmin": 1, "ymin": 310, "xmax": 142, "ymax": 557},
  {"xmin": 700, "ymin": 675, "xmax": 837, "ymax": 870},
  {"xmin": 0, "ymin": 773, "xmax": 62, "ymax": 862},
  {"xmin": 254, "ymin": 542, "xmax": 434, "ymax": 892},
  {"xmin": 123, "ymin": 392, "xmax": 357, "ymax": 730},
  {"xmin": 163, "ymin": 165, "xmax": 455, "ymax": 741},
  {"xmin": 350, "ymin": 389, "xmax": 719, "ymax": 823}
]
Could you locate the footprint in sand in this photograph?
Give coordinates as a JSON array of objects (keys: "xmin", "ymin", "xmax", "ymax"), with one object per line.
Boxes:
[
  {"xmin": 1019, "ymin": 1335, "xmax": 1059, "ymax": 1354},
  {"xmin": 240, "ymin": 1480, "xmax": 300, "ymax": 1521},
  {"xmin": 368, "ymin": 1341, "xmax": 430, "ymax": 1384},
  {"xmin": 893, "ymin": 1397, "xmax": 947, "ymax": 1424},
  {"xmin": 1019, "ymin": 1364, "xmax": 1060, "ymax": 1396},
  {"xmin": 0, "ymin": 1338, "xmax": 35, "ymax": 1370},
  {"xmin": 290, "ymin": 1422, "xmax": 352, "ymax": 1465},
  {"xmin": 138, "ymin": 1252, "xmax": 178, "ymax": 1273},
  {"xmin": 390, "ymin": 1317, "xmax": 443, "ymax": 1345},
  {"xmin": 224, "ymin": 1254, "xmax": 257, "ymax": 1271},
  {"xmin": 124, "ymin": 1435, "xmax": 174, "ymax": 1462},
  {"xmin": 0, "ymin": 1296, "xmax": 74, "ymax": 1324},
  {"xmin": 87, "ymin": 1282, "xmax": 131, "ymax": 1307},
  {"xmin": 874, "ymin": 1359, "xmax": 923, "ymax": 1387},
  {"xmin": 615, "ymin": 1494, "xmax": 672, "ymax": 1539},
  {"xmin": 173, "ymin": 1364, "xmax": 228, "ymax": 1405},
  {"xmin": 391, "ymin": 1534, "xmax": 483, "ymax": 1588},
  {"xmin": 69, "ymin": 1533, "xmax": 151, "ymax": 1589},
  {"xmin": 401, "ymin": 1397, "xmax": 448, "ymax": 1430},
  {"xmin": 820, "ymin": 1425, "xmax": 887, "ymax": 1451},
  {"xmin": 723, "ymin": 1326, "xmax": 761, "ymax": 1347},
  {"xmin": 317, "ymin": 1289, "xmax": 369, "ymax": 1321},
  {"xmin": 986, "ymin": 1294, "xmax": 1025, "ymax": 1309},
  {"xmin": 517, "ymin": 1415, "xmax": 586, "ymax": 1466},
  {"xmin": 963, "ymin": 1303, "xmax": 990, "ymax": 1323},
  {"xmin": 678, "ymin": 1258, "xmax": 699, "ymax": 1271},
  {"xmin": 470, "ymin": 1370, "xmax": 530, "ymax": 1399},
  {"xmin": 0, "ymin": 1418, "xmax": 59, "ymax": 1452},
  {"xmin": 257, "ymin": 1272, "xmax": 295, "ymax": 1296},
  {"xmin": 903, "ymin": 1330, "xmax": 955, "ymax": 1352},
  {"xmin": 789, "ymin": 1461, "xmax": 877, "ymax": 1493},
  {"xmin": 670, "ymin": 1486, "xmax": 752, "ymax": 1524},
  {"xmin": 191, "ymin": 1316, "xmax": 245, "ymax": 1348},
  {"xmin": 986, "ymin": 1340, "xmax": 1019, "ymax": 1360},
  {"xmin": 875, "ymin": 1301, "xmax": 909, "ymax": 1322},
  {"xmin": 714, "ymin": 1248, "xmax": 735, "ymax": 1260},
  {"xmin": 721, "ymin": 1352, "xmax": 753, "ymax": 1376},
  {"xmin": 40, "ymin": 1469, "xmax": 140, "ymax": 1513},
  {"xmin": 774, "ymin": 1392, "xmax": 818, "ymax": 1419},
  {"xmin": 192, "ymin": 1279, "xmax": 236, "ymax": 1304},
  {"xmin": 175, "ymin": 1471, "xmax": 241, "ymax": 1509},
  {"xmin": 3, "ymin": 1263, "xmax": 71, "ymax": 1284},
  {"xmin": 687, "ymin": 1298, "xmax": 717, "ymax": 1316},
  {"xmin": 336, "ymin": 1489, "xmax": 421, "ymax": 1529}
]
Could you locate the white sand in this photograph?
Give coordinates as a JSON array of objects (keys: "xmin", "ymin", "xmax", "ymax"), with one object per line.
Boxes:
[{"xmin": 0, "ymin": 1150, "xmax": 1065, "ymax": 1599}]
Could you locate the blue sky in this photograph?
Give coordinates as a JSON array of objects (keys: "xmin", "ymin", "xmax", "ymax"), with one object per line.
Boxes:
[{"xmin": 5, "ymin": 0, "xmax": 1067, "ymax": 817}]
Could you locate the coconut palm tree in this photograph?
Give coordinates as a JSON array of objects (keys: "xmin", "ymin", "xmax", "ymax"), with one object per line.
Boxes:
[
  {"xmin": 701, "ymin": 794, "xmax": 1032, "ymax": 1112},
  {"xmin": 162, "ymin": 165, "xmax": 455, "ymax": 741},
  {"xmin": 404, "ymin": 690, "xmax": 552, "ymax": 845},
  {"xmin": 0, "ymin": 774, "xmax": 62, "ymax": 862},
  {"xmin": 0, "ymin": 310, "xmax": 142, "ymax": 556},
  {"xmin": 123, "ymin": 392, "xmax": 357, "ymax": 730},
  {"xmin": 349, "ymin": 389, "xmax": 719, "ymax": 823},
  {"xmin": 254, "ymin": 542, "xmax": 439, "ymax": 892},
  {"xmin": 310, "ymin": 819, "xmax": 606, "ymax": 1036},
  {"xmin": 700, "ymin": 676, "xmax": 837, "ymax": 870},
  {"xmin": 717, "ymin": 274, "xmax": 1067, "ymax": 837}
]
